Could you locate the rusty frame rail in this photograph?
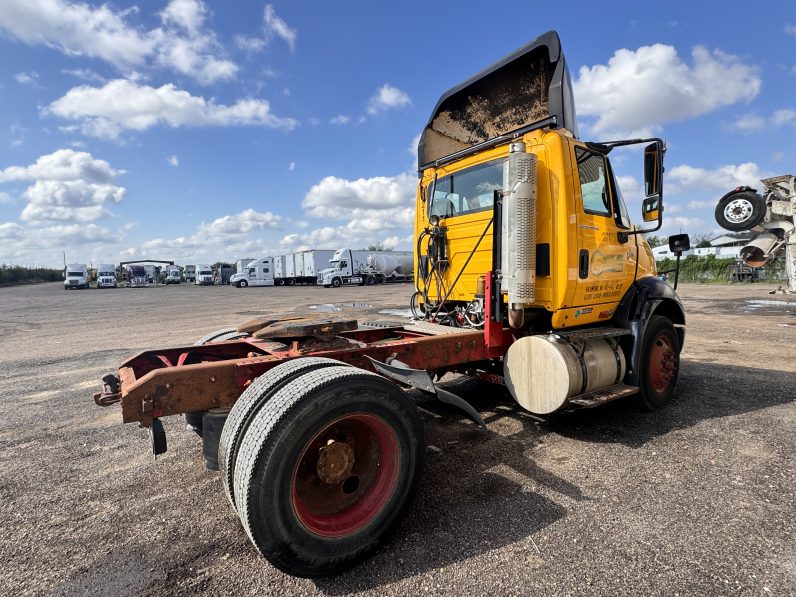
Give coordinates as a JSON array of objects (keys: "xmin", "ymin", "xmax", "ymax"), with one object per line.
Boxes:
[{"xmin": 116, "ymin": 326, "xmax": 496, "ymax": 427}]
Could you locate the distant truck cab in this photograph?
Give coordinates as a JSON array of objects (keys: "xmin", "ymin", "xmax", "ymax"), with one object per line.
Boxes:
[
  {"xmin": 195, "ymin": 265, "xmax": 213, "ymax": 286},
  {"xmin": 64, "ymin": 263, "xmax": 88, "ymax": 289},
  {"xmin": 124, "ymin": 265, "xmax": 148, "ymax": 288},
  {"xmin": 231, "ymin": 258, "xmax": 275, "ymax": 287},
  {"xmin": 165, "ymin": 266, "xmax": 181, "ymax": 285},
  {"xmin": 96, "ymin": 264, "xmax": 117, "ymax": 288}
]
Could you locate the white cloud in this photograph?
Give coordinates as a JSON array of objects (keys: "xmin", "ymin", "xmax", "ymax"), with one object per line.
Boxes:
[
  {"xmin": 0, "ymin": 0, "xmax": 236, "ymax": 85},
  {"xmin": 288, "ymin": 161, "xmax": 295, "ymax": 171},
  {"xmin": 772, "ymin": 109, "xmax": 796, "ymax": 127},
  {"xmin": 667, "ymin": 162, "xmax": 767, "ymax": 196},
  {"xmin": 264, "ymin": 4, "xmax": 296, "ymax": 51},
  {"xmin": 785, "ymin": 24, "xmax": 796, "ymax": 37},
  {"xmin": 130, "ymin": 208, "xmax": 282, "ymax": 260},
  {"xmin": 0, "ymin": 149, "xmax": 126, "ymax": 224},
  {"xmin": 61, "ymin": 68, "xmax": 106, "ymax": 83},
  {"xmin": 574, "ymin": 44, "xmax": 760, "ymax": 137},
  {"xmin": 234, "ymin": 34, "xmax": 266, "ymax": 53},
  {"xmin": 15, "ymin": 71, "xmax": 40, "ymax": 86},
  {"xmin": 729, "ymin": 112, "xmax": 766, "ymax": 134},
  {"xmin": 0, "ymin": 191, "xmax": 13, "ymax": 204},
  {"xmin": 286, "ymin": 172, "xmax": 417, "ymax": 251},
  {"xmin": 330, "ymin": 114, "xmax": 351, "ymax": 125},
  {"xmin": 367, "ymin": 84, "xmax": 411, "ymax": 115},
  {"xmin": 155, "ymin": 0, "xmax": 237, "ymax": 85},
  {"xmin": 302, "ymin": 173, "xmax": 415, "ymax": 219},
  {"xmin": 167, "ymin": 155, "xmax": 179, "ymax": 167},
  {"xmin": 47, "ymin": 79, "xmax": 299, "ymax": 139}
]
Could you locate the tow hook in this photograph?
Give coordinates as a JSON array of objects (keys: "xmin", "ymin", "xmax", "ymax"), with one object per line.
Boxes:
[{"xmin": 93, "ymin": 373, "xmax": 121, "ymax": 407}]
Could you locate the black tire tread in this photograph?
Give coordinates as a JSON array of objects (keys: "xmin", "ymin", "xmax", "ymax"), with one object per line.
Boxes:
[
  {"xmin": 218, "ymin": 357, "xmax": 347, "ymax": 510},
  {"xmin": 194, "ymin": 327, "xmax": 237, "ymax": 346}
]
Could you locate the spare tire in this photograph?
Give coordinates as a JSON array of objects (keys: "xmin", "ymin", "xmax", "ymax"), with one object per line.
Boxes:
[{"xmin": 715, "ymin": 190, "xmax": 765, "ymax": 231}]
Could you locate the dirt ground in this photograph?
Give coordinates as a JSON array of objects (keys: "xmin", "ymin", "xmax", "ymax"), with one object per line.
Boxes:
[{"xmin": 0, "ymin": 281, "xmax": 793, "ymax": 596}]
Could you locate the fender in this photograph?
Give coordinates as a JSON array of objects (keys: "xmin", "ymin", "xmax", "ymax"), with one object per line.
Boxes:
[{"xmin": 612, "ymin": 277, "xmax": 686, "ymax": 386}]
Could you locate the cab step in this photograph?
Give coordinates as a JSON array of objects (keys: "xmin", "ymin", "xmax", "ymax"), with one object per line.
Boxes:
[{"xmin": 569, "ymin": 383, "xmax": 639, "ymax": 408}]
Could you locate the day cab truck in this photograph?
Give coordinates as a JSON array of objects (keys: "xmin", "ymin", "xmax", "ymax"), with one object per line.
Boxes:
[
  {"xmin": 96, "ymin": 264, "xmax": 117, "ymax": 288},
  {"xmin": 93, "ymin": 31, "xmax": 689, "ymax": 579},
  {"xmin": 64, "ymin": 263, "xmax": 88, "ymax": 289},
  {"xmin": 183, "ymin": 264, "xmax": 197, "ymax": 283},
  {"xmin": 231, "ymin": 258, "xmax": 275, "ymax": 287},
  {"xmin": 124, "ymin": 264, "xmax": 148, "ymax": 288}
]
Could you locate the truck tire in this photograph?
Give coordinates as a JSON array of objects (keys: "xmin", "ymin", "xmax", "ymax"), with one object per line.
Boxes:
[
  {"xmin": 715, "ymin": 190, "xmax": 766, "ymax": 231},
  {"xmin": 194, "ymin": 328, "xmax": 237, "ymax": 346},
  {"xmin": 211, "ymin": 331, "xmax": 250, "ymax": 343},
  {"xmin": 238, "ymin": 280, "xmax": 248, "ymax": 288},
  {"xmin": 277, "ymin": 279, "xmax": 285, "ymax": 286},
  {"xmin": 331, "ymin": 277, "xmax": 342, "ymax": 288},
  {"xmin": 219, "ymin": 357, "xmax": 347, "ymax": 510},
  {"xmin": 365, "ymin": 276, "xmax": 375, "ymax": 286},
  {"xmin": 637, "ymin": 315, "xmax": 681, "ymax": 410},
  {"xmin": 234, "ymin": 366, "xmax": 424, "ymax": 577}
]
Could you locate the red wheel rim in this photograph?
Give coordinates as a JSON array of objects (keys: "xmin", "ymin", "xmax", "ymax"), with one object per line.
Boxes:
[
  {"xmin": 291, "ymin": 413, "xmax": 400, "ymax": 538},
  {"xmin": 648, "ymin": 334, "xmax": 677, "ymax": 393}
]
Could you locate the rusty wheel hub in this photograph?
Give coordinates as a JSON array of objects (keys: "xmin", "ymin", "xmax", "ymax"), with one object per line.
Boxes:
[{"xmin": 316, "ymin": 440, "xmax": 355, "ymax": 485}]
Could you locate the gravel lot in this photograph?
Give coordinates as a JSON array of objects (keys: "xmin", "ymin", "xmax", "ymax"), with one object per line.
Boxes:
[{"xmin": 1, "ymin": 281, "xmax": 794, "ymax": 596}]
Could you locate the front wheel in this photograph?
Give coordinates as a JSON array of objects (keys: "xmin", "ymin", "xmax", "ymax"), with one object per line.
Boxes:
[
  {"xmin": 234, "ymin": 366, "xmax": 424, "ymax": 577},
  {"xmin": 715, "ymin": 190, "xmax": 766, "ymax": 231},
  {"xmin": 331, "ymin": 277, "xmax": 342, "ymax": 288},
  {"xmin": 238, "ymin": 280, "xmax": 248, "ymax": 288},
  {"xmin": 637, "ymin": 315, "xmax": 681, "ymax": 410}
]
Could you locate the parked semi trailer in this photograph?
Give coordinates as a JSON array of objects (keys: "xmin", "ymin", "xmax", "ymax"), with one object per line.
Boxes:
[{"xmin": 93, "ymin": 31, "xmax": 689, "ymax": 578}]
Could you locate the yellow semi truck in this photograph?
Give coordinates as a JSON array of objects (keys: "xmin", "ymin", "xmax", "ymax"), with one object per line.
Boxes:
[{"xmin": 92, "ymin": 30, "xmax": 689, "ymax": 577}]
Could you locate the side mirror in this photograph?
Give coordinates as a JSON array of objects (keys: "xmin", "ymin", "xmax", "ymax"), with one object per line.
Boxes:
[
  {"xmin": 644, "ymin": 142, "xmax": 663, "ymax": 197},
  {"xmin": 668, "ymin": 233, "xmax": 690, "ymax": 255},
  {"xmin": 642, "ymin": 196, "xmax": 660, "ymax": 222}
]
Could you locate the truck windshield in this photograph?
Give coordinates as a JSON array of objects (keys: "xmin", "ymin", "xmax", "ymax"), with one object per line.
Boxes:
[
  {"xmin": 99, "ymin": 271, "xmax": 114, "ymax": 276},
  {"xmin": 67, "ymin": 271, "xmax": 83, "ymax": 277},
  {"xmin": 199, "ymin": 270, "xmax": 211, "ymax": 275},
  {"xmin": 429, "ymin": 158, "xmax": 503, "ymax": 219}
]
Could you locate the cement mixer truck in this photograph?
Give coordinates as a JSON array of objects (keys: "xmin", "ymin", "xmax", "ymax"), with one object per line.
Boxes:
[
  {"xmin": 714, "ymin": 175, "xmax": 796, "ymax": 293},
  {"xmin": 318, "ymin": 248, "xmax": 413, "ymax": 287}
]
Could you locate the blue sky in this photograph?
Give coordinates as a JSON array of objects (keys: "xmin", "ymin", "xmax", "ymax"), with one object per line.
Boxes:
[{"xmin": 0, "ymin": 0, "xmax": 794, "ymax": 267}]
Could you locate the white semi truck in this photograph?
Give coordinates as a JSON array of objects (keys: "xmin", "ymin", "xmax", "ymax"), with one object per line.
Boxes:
[
  {"xmin": 318, "ymin": 248, "xmax": 413, "ymax": 287},
  {"xmin": 165, "ymin": 266, "xmax": 182, "ymax": 284},
  {"xmin": 96, "ymin": 263, "xmax": 117, "ymax": 288},
  {"xmin": 64, "ymin": 263, "xmax": 89, "ymax": 290},
  {"xmin": 231, "ymin": 258, "xmax": 275, "ymax": 287},
  {"xmin": 184, "ymin": 265, "xmax": 197, "ymax": 283},
  {"xmin": 195, "ymin": 265, "xmax": 214, "ymax": 286}
]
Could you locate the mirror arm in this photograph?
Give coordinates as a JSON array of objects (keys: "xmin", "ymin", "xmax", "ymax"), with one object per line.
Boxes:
[{"xmin": 626, "ymin": 202, "xmax": 663, "ymax": 236}]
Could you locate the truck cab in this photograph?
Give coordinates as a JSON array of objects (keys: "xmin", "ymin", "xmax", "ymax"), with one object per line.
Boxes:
[
  {"xmin": 165, "ymin": 266, "xmax": 181, "ymax": 284},
  {"xmin": 64, "ymin": 263, "xmax": 88, "ymax": 289},
  {"xmin": 96, "ymin": 264, "xmax": 117, "ymax": 288},
  {"xmin": 231, "ymin": 258, "xmax": 275, "ymax": 287},
  {"xmin": 125, "ymin": 265, "xmax": 148, "ymax": 287},
  {"xmin": 195, "ymin": 265, "xmax": 213, "ymax": 286}
]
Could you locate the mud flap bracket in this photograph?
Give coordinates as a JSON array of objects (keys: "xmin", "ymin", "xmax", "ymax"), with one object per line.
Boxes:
[
  {"xmin": 149, "ymin": 418, "xmax": 167, "ymax": 457},
  {"xmin": 365, "ymin": 356, "xmax": 485, "ymax": 427}
]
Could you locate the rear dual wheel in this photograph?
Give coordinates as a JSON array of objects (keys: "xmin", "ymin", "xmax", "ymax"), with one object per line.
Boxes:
[{"xmin": 230, "ymin": 362, "xmax": 424, "ymax": 577}]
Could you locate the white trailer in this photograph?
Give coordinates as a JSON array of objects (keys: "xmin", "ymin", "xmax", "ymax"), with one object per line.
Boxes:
[
  {"xmin": 64, "ymin": 263, "xmax": 89, "ymax": 289},
  {"xmin": 230, "ymin": 258, "xmax": 275, "ymax": 287},
  {"xmin": 273, "ymin": 255, "xmax": 288, "ymax": 285},
  {"xmin": 293, "ymin": 250, "xmax": 336, "ymax": 284},
  {"xmin": 96, "ymin": 263, "xmax": 117, "ymax": 288},
  {"xmin": 283, "ymin": 254, "xmax": 296, "ymax": 285}
]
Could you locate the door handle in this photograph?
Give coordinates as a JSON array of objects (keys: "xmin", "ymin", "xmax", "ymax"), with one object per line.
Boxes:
[{"xmin": 579, "ymin": 249, "xmax": 589, "ymax": 279}]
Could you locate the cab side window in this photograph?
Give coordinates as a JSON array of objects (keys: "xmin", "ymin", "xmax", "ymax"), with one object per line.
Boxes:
[{"xmin": 575, "ymin": 147, "xmax": 611, "ymax": 217}]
